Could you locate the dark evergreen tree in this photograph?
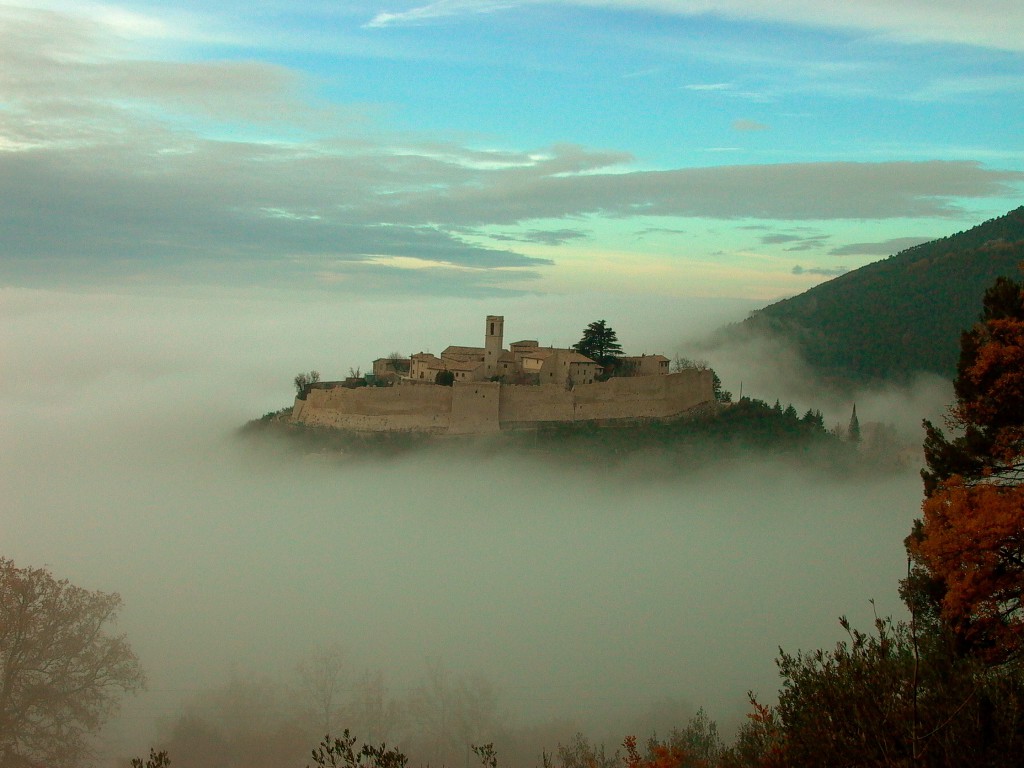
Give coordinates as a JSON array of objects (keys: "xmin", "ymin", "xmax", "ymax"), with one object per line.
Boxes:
[
  {"xmin": 848, "ymin": 404, "xmax": 861, "ymax": 444},
  {"xmin": 712, "ymin": 371, "xmax": 732, "ymax": 403},
  {"xmin": 572, "ymin": 320, "xmax": 623, "ymax": 366},
  {"xmin": 801, "ymin": 408, "xmax": 825, "ymax": 430}
]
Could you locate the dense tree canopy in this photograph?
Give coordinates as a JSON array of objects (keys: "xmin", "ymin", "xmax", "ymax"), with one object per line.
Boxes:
[
  {"xmin": 0, "ymin": 558, "xmax": 144, "ymax": 768},
  {"xmin": 737, "ymin": 207, "xmax": 1024, "ymax": 384},
  {"xmin": 912, "ymin": 273, "xmax": 1024, "ymax": 660}
]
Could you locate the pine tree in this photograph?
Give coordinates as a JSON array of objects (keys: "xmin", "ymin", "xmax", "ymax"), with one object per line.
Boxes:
[{"xmin": 572, "ymin": 320, "xmax": 623, "ymax": 366}]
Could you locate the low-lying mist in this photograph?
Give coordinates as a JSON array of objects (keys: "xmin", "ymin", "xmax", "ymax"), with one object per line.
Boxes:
[{"xmin": 1, "ymin": 286, "xmax": 945, "ymax": 766}]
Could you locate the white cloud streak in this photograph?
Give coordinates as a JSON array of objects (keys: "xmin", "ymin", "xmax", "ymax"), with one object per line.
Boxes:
[
  {"xmin": 732, "ymin": 119, "xmax": 769, "ymax": 132},
  {"xmin": 911, "ymin": 74, "xmax": 1024, "ymax": 102},
  {"xmin": 367, "ymin": 0, "xmax": 1024, "ymax": 52},
  {"xmin": 366, "ymin": 0, "xmax": 1024, "ymax": 51},
  {"xmin": 366, "ymin": 0, "xmax": 517, "ymax": 27}
]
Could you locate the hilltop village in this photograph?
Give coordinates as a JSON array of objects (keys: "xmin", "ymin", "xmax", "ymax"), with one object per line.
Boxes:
[{"xmin": 290, "ymin": 316, "xmax": 714, "ymax": 435}]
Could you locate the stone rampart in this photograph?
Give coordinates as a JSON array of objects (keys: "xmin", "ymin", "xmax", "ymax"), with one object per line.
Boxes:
[
  {"xmin": 449, "ymin": 382, "xmax": 501, "ymax": 434},
  {"xmin": 500, "ymin": 369, "xmax": 712, "ymax": 428},
  {"xmin": 498, "ymin": 383, "xmax": 576, "ymax": 425},
  {"xmin": 291, "ymin": 383, "xmax": 453, "ymax": 432},
  {"xmin": 573, "ymin": 372, "xmax": 701, "ymax": 421},
  {"xmin": 289, "ymin": 370, "xmax": 713, "ymax": 434}
]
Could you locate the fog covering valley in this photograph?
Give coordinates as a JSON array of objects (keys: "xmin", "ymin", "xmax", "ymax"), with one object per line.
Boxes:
[{"xmin": 1, "ymin": 286, "xmax": 951, "ymax": 766}]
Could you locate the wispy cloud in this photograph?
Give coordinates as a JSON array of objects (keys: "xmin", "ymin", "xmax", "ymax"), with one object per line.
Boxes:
[
  {"xmin": 829, "ymin": 237, "xmax": 933, "ymax": 256},
  {"xmin": 760, "ymin": 234, "xmax": 806, "ymax": 245},
  {"xmin": 732, "ymin": 119, "xmax": 769, "ymax": 132},
  {"xmin": 489, "ymin": 228, "xmax": 590, "ymax": 245},
  {"xmin": 5, "ymin": 135, "xmax": 1014, "ymax": 282},
  {"xmin": 912, "ymin": 74, "xmax": 1024, "ymax": 102},
  {"xmin": 365, "ymin": 0, "xmax": 516, "ymax": 28},
  {"xmin": 761, "ymin": 231, "xmax": 827, "ymax": 249},
  {"xmin": 792, "ymin": 264, "xmax": 849, "ymax": 277},
  {"xmin": 577, "ymin": 1, "xmax": 1024, "ymax": 52},
  {"xmin": 756, "ymin": 229, "xmax": 829, "ymax": 252},
  {"xmin": 382, "ymin": 161, "xmax": 1022, "ymax": 225},
  {"xmin": 309, "ymin": 257, "xmax": 542, "ymax": 296},
  {"xmin": 685, "ymin": 82, "xmax": 734, "ymax": 92},
  {"xmin": 367, "ymin": 1, "xmax": 1024, "ymax": 51}
]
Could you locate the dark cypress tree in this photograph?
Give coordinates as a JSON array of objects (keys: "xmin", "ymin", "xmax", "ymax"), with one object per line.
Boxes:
[{"xmin": 848, "ymin": 404, "xmax": 861, "ymax": 444}]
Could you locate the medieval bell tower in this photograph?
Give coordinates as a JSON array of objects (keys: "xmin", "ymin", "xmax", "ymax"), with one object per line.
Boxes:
[{"xmin": 484, "ymin": 315, "xmax": 504, "ymax": 376}]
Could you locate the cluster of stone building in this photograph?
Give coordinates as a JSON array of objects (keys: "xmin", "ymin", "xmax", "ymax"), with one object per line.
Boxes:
[
  {"xmin": 291, "ymin": 315, "xmax": 711, "ymax": 435},
  {"xmin": 371, "ymin": 315, "xmax": 669, "ymax": 387}
]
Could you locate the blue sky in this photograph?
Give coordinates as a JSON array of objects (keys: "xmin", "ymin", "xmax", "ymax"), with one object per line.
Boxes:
[{"xmin": 2, "ymin": 0, "xmax": 1023, "ymax": 301}]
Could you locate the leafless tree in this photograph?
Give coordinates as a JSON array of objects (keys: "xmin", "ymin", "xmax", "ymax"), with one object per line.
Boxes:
[
  {"xmin": 346, "ymin": 670, "xmax": 402, "ymax": 747},
  {"xmin": 407, "ymin": 660, "xmax": 498, "ymax": 768},
  {"xmin": 297, "ymin": 644, "xmax": 348, "ymax": 735},
  {"xmin": 295, "ymin": 370, "xmax": 321, "ymax": 396}
]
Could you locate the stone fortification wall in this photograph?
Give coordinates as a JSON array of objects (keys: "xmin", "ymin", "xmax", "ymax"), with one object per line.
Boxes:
[
  {"xmin": 574, "ymin": 371, "xmax": 707, "ymax": 421},
  {"xmin": 291, "ymin": 383, "xmax": 452, "ymax": 432},
  {"xmin": 497, "ymin": 383, "xmax": 575, "ymax": 425},
  {"xmin": 498, "ymin": 369, "xmax": 712, "ymax": 428},
  {"xmin": 290, "ymin": 369, "xmax": 713, "ymax": 434},
  {"xmin": 449, "ymin": 382, "xmax": 501, "ymax": 434}
]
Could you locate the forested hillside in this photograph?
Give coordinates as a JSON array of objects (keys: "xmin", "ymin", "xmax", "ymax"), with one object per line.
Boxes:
[{"xmin": 732, "ymin": 206, "xmax": 1024, "ymax": 384}]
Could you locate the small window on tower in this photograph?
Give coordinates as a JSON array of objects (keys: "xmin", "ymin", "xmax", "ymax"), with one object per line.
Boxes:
[{"xmin": 490, "ymin": 322, "xmax": 494, "ymax": 335}]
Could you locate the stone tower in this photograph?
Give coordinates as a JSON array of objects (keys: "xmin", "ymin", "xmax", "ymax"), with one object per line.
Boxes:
[{"xmin": 484, "ymin": 315, "xmax": 504, "ymax": 377}]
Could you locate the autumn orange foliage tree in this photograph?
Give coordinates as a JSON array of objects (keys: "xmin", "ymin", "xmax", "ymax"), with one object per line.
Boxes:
[
  {"xmin": 623, "ymin": 735, "xmax": 686, "ymax": 768},
  {"xmin": 911, "ymin": 273, "xmax": 1024, "ymax": 660},
  {"xmin": 718, "ymin": 698, "xmax": 783, "ymax": 768},
  {"xmin": 917, "ymin": 480, "xmax": 1024, "ymax": 656}
]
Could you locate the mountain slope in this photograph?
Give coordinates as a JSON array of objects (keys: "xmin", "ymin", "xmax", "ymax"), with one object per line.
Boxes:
[{"xmin": 734, "ymin": 206, "xmax": 1024, "ymax": 384}]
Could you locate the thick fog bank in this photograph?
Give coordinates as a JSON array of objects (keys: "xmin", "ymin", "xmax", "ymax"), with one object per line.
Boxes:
[
  {"xmin": 685, "ymin": 328, "xmax": 953, "ymax": 441},
  {"xmin": 1, "ymin": 288, "xmax": 929, "ymax": 763}
]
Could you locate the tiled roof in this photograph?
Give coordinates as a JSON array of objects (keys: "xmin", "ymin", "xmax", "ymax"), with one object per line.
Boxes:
[
  {"xmin": 623, "ymin": 354, "xmax": 670, "ymax": 362},
  {"xmin": 522, "ymin": 348, "xmax": 555, "ymax": 361},
  {"xmin": 562, "ymin": 352, "xmax": 599, "ymax": 364},
  {"xmin": 442, "ymin": 345, "xmax": 485, "ymax": 357},
  {"xmin": 445, "ymin": 360, "xmax": 482, "ymax": 372}
]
